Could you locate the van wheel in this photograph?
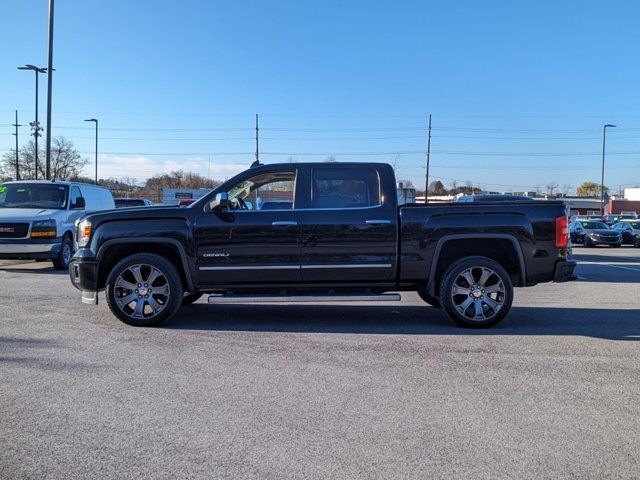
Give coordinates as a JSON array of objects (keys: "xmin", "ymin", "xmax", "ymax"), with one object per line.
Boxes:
[
  {"xmin": 182, "ymin": 292, "xmax": 203, "ymax": 306},
  {"xmin": 440, "ymin": 256, "xmax": 513, "ymax": 328},
  {"xmin": 105, "ymin": 253, "xmax": 183, "ymax": 327},
  {"xmin": 52, "ymin": 236, "xmax": 73, "ymax": 270},
  {"xmin": 417, "ymin": 289, "xmax": 440, "ymax": 308}
]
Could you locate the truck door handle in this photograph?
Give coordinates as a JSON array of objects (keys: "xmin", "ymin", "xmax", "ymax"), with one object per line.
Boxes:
[
  {"xmin": 272, "ymin": 221, "xmax": 298, "ymax": 226},
  {"xmin": 365, "ymin": 219, "xmax": 391, "ymax": 225}
]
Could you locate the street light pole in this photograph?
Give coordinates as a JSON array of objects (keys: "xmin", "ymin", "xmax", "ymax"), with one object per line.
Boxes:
[
  {"xmin": 45, "ymin": 0, "xmax": 55, "ymax": 180},
  {"xmin": 18, "ymin": 65, "xmax": 47, "ymax": 179},
  {"xmin": 601, "ymin": 124, "xmax": 617, "ymax": 215},
  {"xmin": 85, "ymin": 119, "xmax": 98, "ymax": 184}
]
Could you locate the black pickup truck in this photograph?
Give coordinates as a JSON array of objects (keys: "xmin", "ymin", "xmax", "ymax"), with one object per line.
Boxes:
[{"xmin": 69, "ymin": 162, "xmax": 575, "ymax": 328}]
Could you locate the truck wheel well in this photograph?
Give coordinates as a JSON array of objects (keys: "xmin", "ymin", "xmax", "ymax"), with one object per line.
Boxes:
[
  {"xmin": 97, "ymin": 243, "xmax": 189, "ymax": 291},
  {"xmin": 432, "ymin": 238, "xmax": 523, "ymax": 294}
]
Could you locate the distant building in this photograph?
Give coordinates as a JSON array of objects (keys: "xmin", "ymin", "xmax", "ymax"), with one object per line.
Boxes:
[
  {"xmin": 396, "ymin": 182, "xmax": 416, "ymax": 205},
  {"xmin": 624, "ymin": 188, "xmax": 640, "ymax": 201},
  {"xmin": 162, "ymin": 188, "xmax": 210, "ymax": 205}
]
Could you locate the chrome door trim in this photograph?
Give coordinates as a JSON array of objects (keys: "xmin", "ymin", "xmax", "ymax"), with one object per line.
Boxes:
[
  {"xmin": 365, "ymin": 219, "xmax": 392, "ymax": 225},
  {"xmin": 198, "ymin": 263, "xmax": 392, "ymax": 271},
  {"xmin": 199, "ymin": 265, "xmax": 300, "ymax": 271},
  {"xmin": 272, "ymin": 221, "xmax": 298, "ymax": 226}
]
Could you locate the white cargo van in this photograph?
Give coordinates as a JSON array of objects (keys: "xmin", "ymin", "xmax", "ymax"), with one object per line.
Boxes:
[{"xmin": 0, "ymin": 180, "xmax": 115, "ymax": 269}]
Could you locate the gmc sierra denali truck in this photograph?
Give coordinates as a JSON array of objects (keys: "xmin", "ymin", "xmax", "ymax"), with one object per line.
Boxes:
[{"xmin": 69, "ymin": 162, "xmax": 576, "ymax": 328}]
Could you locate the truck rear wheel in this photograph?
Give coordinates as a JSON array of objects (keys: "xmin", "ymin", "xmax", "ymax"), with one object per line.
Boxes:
[
  {"xmin": 105, "ymin": 253, "xmax": 183, "ymax": 327},
  {"xmin": 440, "ymin": 256, "xmax": 513, "ymax": 328}
]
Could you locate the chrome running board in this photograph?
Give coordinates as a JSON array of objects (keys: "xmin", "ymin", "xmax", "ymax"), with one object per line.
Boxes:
[{"xmin": 208, "ymin": 293, "xmax": 401, "ymax": 304}]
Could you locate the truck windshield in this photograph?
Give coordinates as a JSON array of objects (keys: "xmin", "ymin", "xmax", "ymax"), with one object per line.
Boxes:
[{"xmin": 0, "ymin": 183, "xmax": 69, "ymax": 210}]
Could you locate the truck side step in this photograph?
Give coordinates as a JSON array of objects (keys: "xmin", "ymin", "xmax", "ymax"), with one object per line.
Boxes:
[{"xmin": 207, "ymin": 293, "xmax": 401, "ymax": 304}]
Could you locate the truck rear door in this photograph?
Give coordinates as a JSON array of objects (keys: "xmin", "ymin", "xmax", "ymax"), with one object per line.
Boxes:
[{"xmin": 297, "ymin": 165, "xmax": 397, "ymax": 282}]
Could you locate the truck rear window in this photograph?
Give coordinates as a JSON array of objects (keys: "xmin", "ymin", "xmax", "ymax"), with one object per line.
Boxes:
[{"xmin": 311, "ymin": 168, "xmax": 380, "ymax": 209}]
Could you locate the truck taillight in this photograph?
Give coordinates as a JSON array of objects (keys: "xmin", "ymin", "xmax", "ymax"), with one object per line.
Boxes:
[{"xmin": 555, "ymin": 216, "xmax": 568, "ymax": 248}]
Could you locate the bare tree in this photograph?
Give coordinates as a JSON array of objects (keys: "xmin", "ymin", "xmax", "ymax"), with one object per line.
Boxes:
[
  {"xmin": 0, "ymin": 137, "xmax": 88, "ymax": 180},
  {"xmin": 562, "ymin": 184, "xmax": 572, "ymax": 195},
  {"xmin": 546, "ymin": 181, "xmax": 558, "ymax": 195},
  {"xmin": 428, "ymin": 180, "xmax": 447, "ymax": 195},
  {"xmin": 324, "ymin": 155, "xmax": 337, "ymax": 163},
  {"xmin": 390, "ymin": 154, "xmax": 401, "ymax": 175}
]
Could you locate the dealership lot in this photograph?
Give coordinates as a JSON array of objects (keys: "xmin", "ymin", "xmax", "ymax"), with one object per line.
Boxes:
[{"xmin": 1, "ymin": 249, "xmax": 639, "ymax": 479}]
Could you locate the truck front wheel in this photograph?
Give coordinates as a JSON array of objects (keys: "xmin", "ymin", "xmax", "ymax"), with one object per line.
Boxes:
[
  {"xmin": 440, "ymin": 256, "xmax": 513, "ymax": 328},
  {"xmin": 105, "ymin": 253, "xmax": 183, "ymax": 327}
]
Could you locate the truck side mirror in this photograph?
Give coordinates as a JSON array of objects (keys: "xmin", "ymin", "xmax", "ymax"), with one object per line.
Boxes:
[
  {"xmin": 72, "ymin": 197, "xmax": 86, "ymax": 209},
  {"xmin": 209, "ymin": 192, "xmax": 228, "ymax": 211}
]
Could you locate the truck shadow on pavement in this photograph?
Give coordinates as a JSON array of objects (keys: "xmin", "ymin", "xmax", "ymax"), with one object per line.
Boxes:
[
  {"xmin": 0, "ymin": 266, "xmax": 67, "ymax": 275},
  {"xmin": 164, "ymin": 304, "xmax": 640, "ymax": 341}
]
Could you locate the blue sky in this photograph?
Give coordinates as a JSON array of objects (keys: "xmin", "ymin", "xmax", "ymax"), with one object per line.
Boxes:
[{"xmin": 1, "ymin": 0, "xmax": 640, "ymax": 192}]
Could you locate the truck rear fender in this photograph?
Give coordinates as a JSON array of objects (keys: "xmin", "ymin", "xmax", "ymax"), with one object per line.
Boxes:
[{"xmin": 428, "ymin": 234, "xmax": 526, "ymax": 296}]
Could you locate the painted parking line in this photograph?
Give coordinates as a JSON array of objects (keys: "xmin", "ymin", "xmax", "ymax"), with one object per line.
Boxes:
[{"xmin": 578, "ymin": 261, "xmax": 640, "ymax": 273}]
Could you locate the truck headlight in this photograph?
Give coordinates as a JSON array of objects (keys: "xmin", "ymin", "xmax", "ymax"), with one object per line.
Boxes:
[
  {"xmin": 30, "ymin": 219, "xmax": 57, "ymax": 239},
  {"xmin": 77, "ymin": 219, "xmax": 92, "ymax": 247}
]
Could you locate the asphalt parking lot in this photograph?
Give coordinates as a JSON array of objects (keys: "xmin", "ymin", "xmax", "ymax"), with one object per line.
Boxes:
[{"xmin": 1, "ymin": 248, "xmax": 639, "ymax": 479}]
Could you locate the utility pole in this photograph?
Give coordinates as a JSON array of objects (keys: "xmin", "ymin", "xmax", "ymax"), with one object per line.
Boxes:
[
  {"xmin": 84, "ymin": 118, "xmax": 98, "ymax": 184},
  {"xmin": 45, "ymin": 0, "xmax": 55, "ymax": 180},
  {"xmin": 12, "ymin": 110, "xmax": 21, "ymax": 180},
  {"xmin": 600, "ymin": 123, "xmax": 617, "ymax": 215},
  {"xmin": 424, "ymin": 114, "xmax": 432, "ymax": 204},
  {"xmin": 255, "ymin": 113, "xmax": 260, "ymax": 164}
]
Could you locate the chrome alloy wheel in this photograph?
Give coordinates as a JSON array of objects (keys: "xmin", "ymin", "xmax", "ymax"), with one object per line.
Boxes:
[
  {"xmin": 450, "ymin": 266, "xmax": 506, "ymax": 321},
  {"xmin": 113, "ymin": 264, "xmax": 170, "ymax": 319}
]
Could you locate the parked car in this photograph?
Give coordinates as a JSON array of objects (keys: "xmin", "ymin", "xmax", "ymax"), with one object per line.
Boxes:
[
  {"xmin": 69, "ymin": 162, "xmax": 575, "ymax": 329},
  {"xmin": 456, "ymin": 194, "xmax": 532, "ymax": 203},
  {"xmin": 570, "ymin": 214, "xmax": 604, "ymax": 223},
  {"xmin": 569, "ymin": 220, "xmax": 622, "ymax": 247},
  {"xmin": 176, "ymin": 199, "xmax": 195, "ymax": 207},
  {"xmin": 603, "ymin": 214, "xmax": 637, "ymax": 226},
  {"xmin": 114, "ymin": 198, "xmax": 154, "ymax": 208},
  {"xmin": 0, "ymin": 180, "xmax": 115, "ymax": 269},
  {"xmin": 611, "ymin": 220, "xmax": 640, "ymax": 247}
]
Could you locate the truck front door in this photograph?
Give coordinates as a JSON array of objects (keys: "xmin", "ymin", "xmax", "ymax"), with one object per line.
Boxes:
[{"xmin": 194, "ymin": 167, "xmax": 302, "ymax": 286}]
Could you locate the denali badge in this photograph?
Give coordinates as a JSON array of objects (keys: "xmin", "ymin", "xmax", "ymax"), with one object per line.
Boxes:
[{"xmin": 202, "ymin": 252, "xmax": 230, "ymax": 258}]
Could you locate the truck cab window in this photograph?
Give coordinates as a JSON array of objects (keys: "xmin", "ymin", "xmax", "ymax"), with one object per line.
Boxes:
[
  {"xmin": 226, "ymin": 171, "xmax": 296, "ymax": 211},
  {"xmin": 311, "ymin": 168, "xmax": 380, "ymax": 209}
]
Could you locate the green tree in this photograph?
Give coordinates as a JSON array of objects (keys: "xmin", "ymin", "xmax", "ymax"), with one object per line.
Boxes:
[{"xmin": 576, "ymin": 182, "xmax": 608, "ymax": 197}]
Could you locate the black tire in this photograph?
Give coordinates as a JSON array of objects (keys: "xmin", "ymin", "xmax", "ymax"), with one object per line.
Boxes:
[
  {"xmin": 611, "ymin": 244, "xmax": 621, "ymax": 248},
  {"xmin": 583, "ymin": 238, "xmax": 592, "ymax": 248},
  {"xmin": 417, "ymin": 289, "xmax": 440, "ymax": 308},
  {"xmin": 52, "ymin": 235, "xmax": 73, "ymax": 270},
  {"xmin": 182, "ymin": 292, "xmax": 203, "ymax": 306},
  {"xmin": 105, "ymin": 253, "xmax": 183, "ymax": 327},
  {"xmin": 440, "ymin": 256, "xmax": 514, "ymax": 329},
  {"xmin": 634, "ymin": 236, "xmax": 640, "ymax": 248}
]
